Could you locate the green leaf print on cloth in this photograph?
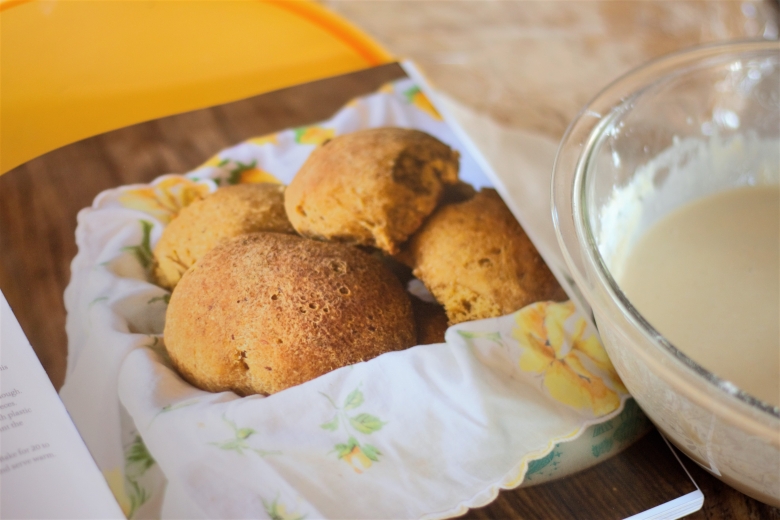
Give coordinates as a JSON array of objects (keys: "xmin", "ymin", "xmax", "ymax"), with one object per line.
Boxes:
[
  {"xmin": 124, "ymin": 435, "xmax": 155, "ymax": 519},
  {"xmin": 149, "ymin": 397, "xmax": 201, "ymax": 425},
  {"xmin": 457, "ymin": 330, "xmax": 504, "ymax": 347},
  {"xmin": 320, "ymin": 386, "xmax": 385, "ymax": 473},
  {"xmin": 343, "ymin": 387, "xmax": 364, "ymax": 410},
  {"xmin": 122, "ymin": 220, "xmax": 155, "ymax": 274},
  {"xmin": 147, "ymin": 293, "xmax": 170, "ymax": 305},
  {"xmin": 402, "ymin": 85, "xmax": 442, "ymax": 120},
  {"xmin": 210, "ymin": 415, "xmax": 280, "ymax": 457}
]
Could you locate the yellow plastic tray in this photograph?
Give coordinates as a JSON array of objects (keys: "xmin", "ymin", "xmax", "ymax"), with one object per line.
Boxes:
[{"xmin": 0, "ymin": 0, "xmax": 393, "ymax": 173}]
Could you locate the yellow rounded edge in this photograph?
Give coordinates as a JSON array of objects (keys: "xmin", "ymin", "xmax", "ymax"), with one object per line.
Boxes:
[{"xmin": 0, "ymin": 0, "xmax": 394, "ymax": 174}]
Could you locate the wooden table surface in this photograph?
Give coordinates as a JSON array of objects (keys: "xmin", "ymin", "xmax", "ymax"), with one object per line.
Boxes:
[{"xmin": 1, "ymin": 63, "xmax": 778, "ymax": 520}]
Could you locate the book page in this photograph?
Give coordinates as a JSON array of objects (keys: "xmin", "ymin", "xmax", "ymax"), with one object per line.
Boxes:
[{"xmin": 0, "ymin": 291, "xmax": 124, "ymax": 519}]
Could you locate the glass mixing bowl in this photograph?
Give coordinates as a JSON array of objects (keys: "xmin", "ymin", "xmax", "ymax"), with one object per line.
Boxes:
[{"xmin": 552, "ymin": 40, "xmax": 780, "ymax": 505}]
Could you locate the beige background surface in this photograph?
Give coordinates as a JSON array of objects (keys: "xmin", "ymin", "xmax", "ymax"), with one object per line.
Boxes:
[{"xmin": 326, "ymin": 1, "xmax": 778, "ymax": 139}]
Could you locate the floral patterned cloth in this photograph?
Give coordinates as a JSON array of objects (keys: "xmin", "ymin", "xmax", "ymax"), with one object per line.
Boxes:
[{"xmin": 60, "ymin": 77, "xmax": 629, "ymax": 519}]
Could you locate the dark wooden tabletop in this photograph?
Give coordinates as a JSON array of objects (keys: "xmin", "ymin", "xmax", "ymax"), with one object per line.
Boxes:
[{"xmin": 1, "ymin": 63, "xmax": 778, "ymax": 520}]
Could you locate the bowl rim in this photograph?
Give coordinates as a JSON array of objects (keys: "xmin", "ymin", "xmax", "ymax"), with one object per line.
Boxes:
[{"xmin": 552, "ymin": 39, "xmax": 780, "ymax": 421}]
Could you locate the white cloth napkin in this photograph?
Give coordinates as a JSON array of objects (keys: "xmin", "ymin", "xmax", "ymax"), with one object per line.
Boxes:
[{"xmin": 60, "ymin": 77, "xmax": 628, "ymax": 519}]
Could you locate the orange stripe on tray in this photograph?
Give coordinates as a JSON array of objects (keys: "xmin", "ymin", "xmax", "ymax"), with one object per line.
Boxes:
[
  {"xmin": 0, "ymin": 0, "xmax": 32, "ymax": 12},
  {"xmin": 264, "ymin": 0, "xmax": 393, "ymax": 66}
]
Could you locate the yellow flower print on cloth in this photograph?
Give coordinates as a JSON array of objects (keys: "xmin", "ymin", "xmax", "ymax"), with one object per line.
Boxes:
[
  {"xmin": 513, "ymin": 301, "xmax": 626, "ymax": 417},
  {"xmin": 404, "ymin": 86, "xmax": 442, "ymax": 121},
  {"xmin": 118, "ymin": 177, "xmax": 210, "ymax": 224},
  {"xmin": 200, "ymin": 158, "xmax": 279, "ymax": 186},
  {"xmin": 377, "ymin": 82, "xmax": 395, "ymax": 95},
  {"xmin": 294, "ymin": 125, "xmax": 335, "ymax": 146},
  {"xmin": 237, "ymin": 167, "xmax": 279, "ymax": 184},
  {"xmin": 321, "ymin": 386, "xmax": 385, "ymax": 474},
  {"xmin": 218, "ymin": 158, "xmax": 280, "ymax": 185},
  {"xmin": 263, "ymin": 497, "xmax": 305, "ymax": 520},
  {"xmin": 246, "ymin": 133, "xmax": 279, "ymax": 147}
]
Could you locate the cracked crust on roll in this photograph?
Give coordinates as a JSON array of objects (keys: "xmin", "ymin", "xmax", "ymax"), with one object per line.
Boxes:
[
  {"xmin": 164, "ymin": 232, "xmax": 417, "ymax": 396},
  {"xmin": 284, "ymin": 127, "xmax": 460, "ymax": 255}
]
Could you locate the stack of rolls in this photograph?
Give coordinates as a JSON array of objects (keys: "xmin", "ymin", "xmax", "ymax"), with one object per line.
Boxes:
[{"xmin": 158, "ymin": 127, "xmax": 565, "ymax": 396}]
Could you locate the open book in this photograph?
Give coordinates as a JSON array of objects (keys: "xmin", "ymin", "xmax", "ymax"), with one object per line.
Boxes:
[
  {"xmin": 0, "ymin": 292, "xmax": 124, "ymax": 519},
  {"xmin": 1, "ymin": 62, "xmax": 703, "ymax": 519}
]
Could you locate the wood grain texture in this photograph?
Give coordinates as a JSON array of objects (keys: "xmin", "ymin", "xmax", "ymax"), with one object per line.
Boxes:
[{"xmin": 0, "ymin": 63, "xmax": 777, "ymax": 519}]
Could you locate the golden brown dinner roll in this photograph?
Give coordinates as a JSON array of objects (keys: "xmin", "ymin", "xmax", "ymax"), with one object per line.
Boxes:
[
  {"xmin": 284, "ymin": 127, "xmax": 460, "ymax": 255},
  {"xmin": 402, "ymin": 189, "xmax": 566, "ymax": 325},
  {"xmin": 153, "ymin": 183, "xmax": 294, "ymax": 289},
  {"xmin": 164, "ymin": 232, "xmax": 417, "ymax": 396}
]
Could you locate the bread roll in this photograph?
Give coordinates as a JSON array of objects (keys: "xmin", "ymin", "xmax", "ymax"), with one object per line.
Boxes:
[
  {"xmin": 284, "ymin": 127, "xmax": 460, "ymax": 255},
  {"xmin": 401, "ymin": 189, "xmax": 566, "ymax": 324},
  {"xmin": 153, "ymin": 183, "xmax": 294, "ymax": 289},
  {"xmin": 164, "ymin": 232, "xmax": 416, "ymax": 395}
]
